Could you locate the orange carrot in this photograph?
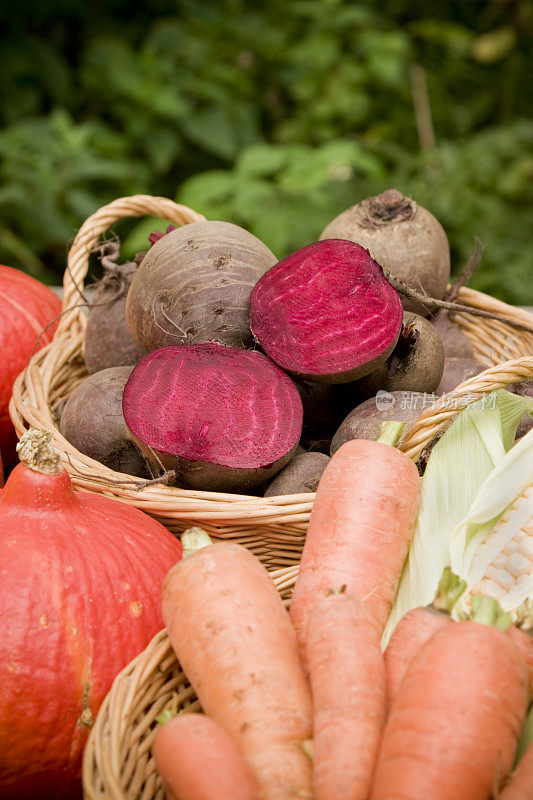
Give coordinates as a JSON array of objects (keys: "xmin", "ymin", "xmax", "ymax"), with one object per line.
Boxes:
[
  {"xmin": 384, "ymin": 605, "xmax": 450, "ymax": 709},
  {"xmin": 161, "ymin": 542, "xmax": 313, "ymax": 800},
  {"xmin": 306, "ymin": 591, "xmax": 386, "ymax": 800},
  {"xmin": 290, "ymin": 438, "xmax": 420, "ymax": 669},
  {"xmin": 371, "ymin": 620, "xmax": 529, "ymax": 800},
  {"xmin": 384, "ymin": 570, "xmax": 466, "ymax": 709},
  {"xmin": 508, "ymin": 627, "xmax": 533, "ymax": 697},
  {"xmin": 500, "ymin": 740, "xmax": 533, "ymax": 799},
  {"xmin": 153, "ymin": 712, "xmax": 261, "ymax": 800}
]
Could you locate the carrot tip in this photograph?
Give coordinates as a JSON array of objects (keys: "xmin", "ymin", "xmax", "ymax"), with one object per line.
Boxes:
[
  {"xmin": 301, "ymin": 738, "xmax": 314, "ymax": 761},
  {"xmin": 433, "ymin": 568, "xmax": 467, "ymax": 613},
  {"xmin": 377, "ymin": 420, "xmax": 406, "ymax": 447},
  {"xmin": 156, "ymin": 696, "xmax": 179, "ymax": 726},
  {"xmin": 156, "ymin": 708, "xmax": 176, "ymax": 726},
  {"xmin": 181, "ymin": 527, "xmax": 213, "ymax": 557},
  {"xmin": 515, "ymin": 599, "xmax": 533, "ymax": 630},
  {"xmin": 469, "ymin": 594, "xmax": 513, "ymax": 632}
]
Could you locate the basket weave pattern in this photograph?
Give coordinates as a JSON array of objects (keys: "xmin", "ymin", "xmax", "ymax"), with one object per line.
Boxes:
[{"xmin": 8, "ymin": 194, "xmax": 533, "ymax": 569}]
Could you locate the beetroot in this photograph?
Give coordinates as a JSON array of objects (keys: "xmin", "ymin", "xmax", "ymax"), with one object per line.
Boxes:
[
  {"xmin": 264, "ymin": 451, "xmax": 331, "ymax": 497},
  {"xmin": 122, "ymin": 343, "xmax": 303, "ymax": 492},
  {"xmin": 330, "ymin": 391, "xmax": 427, "ymax": 455},
  {"xmin": 249, "ymin": 240, "xmax": 403, "ymax": 384},
  {"xmin": 84, "ymin": 259, "xmax": 145, "ymax": 374},
  {"xmin": 126, "ymin": 221, "xmax": 277, "ymax": 352},
  {"xmin": 320, "ymin": 189, "xmax": 451, "ymax": 316},
  {"xmin": 59, "ymin": 366, "xmax": 148, "ymax": 477},
  {"xmin": 436, "ymin": 357, "xmax": 485, "ymax": 395},
  {"xmin": 355, "ymin": 312, "xmax": 445, "ymax": 397},
  {"xmin": 431, "ymin": 309, "xmax": 475, "ymax": 359}
]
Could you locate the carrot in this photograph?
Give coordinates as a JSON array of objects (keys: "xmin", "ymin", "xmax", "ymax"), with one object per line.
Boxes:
[
  {"xmin": 153, "ymin": 712, "xmax": 261, "ymax": 800},
  {"xmin": 161, "ymin": 542, "xmax": 313, "ymax": 800},
  {"xmin": 500, "ymin": 740, "xmax": 533, "ymax": 799},
  {"xmin": 290, "ymin": 437, "xmax": 420, "ymax": 669},
  {"xmin": 371, "ymin": 619, "xmax": 529, "ymax": 800},
  {"xmin": 384, "ymin": 605, "xmax": 450, "ymax": 709},
  {"xmin": 306, "ymin": 591, "xmax": 386, "ymax": 800},
  {"xmin": 508, "ymin": 627, "xmax": 533, "ymax": 697},
  {"xmin": 384, "ymin": 570, "xmax": 466, "ymax": 709}
]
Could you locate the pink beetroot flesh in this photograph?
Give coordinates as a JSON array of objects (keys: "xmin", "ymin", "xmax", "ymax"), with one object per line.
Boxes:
[
  {"xmin": 122, "ymin": 343, "xmax": 303, "ymax": 470},
  {"xmin": 250, "ymin": 239, "xmax": 403, "ymax": 382}
]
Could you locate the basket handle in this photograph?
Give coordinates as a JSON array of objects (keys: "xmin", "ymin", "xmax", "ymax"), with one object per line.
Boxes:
[
  {"xmin": 59, "ymin": 195, "xmax": 206, "ymax": 335},
  {"xmin": 400, "ymin": 355, "xmax": 533, "ymax": 460}
]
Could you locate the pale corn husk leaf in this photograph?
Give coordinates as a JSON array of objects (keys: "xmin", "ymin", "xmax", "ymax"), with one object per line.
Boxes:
[
  {"xmin": 383, "ymin": 390, "xmax": 530, "ymax": 646},
  {"xmin": 450, "ymin": 426, "xmax": 533, "ymax": 616}
]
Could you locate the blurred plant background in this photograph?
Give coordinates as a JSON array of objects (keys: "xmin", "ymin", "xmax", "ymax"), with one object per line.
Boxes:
[{"xmin": 0, "ymin": 0, "xmax": 532, "ymax": 301}]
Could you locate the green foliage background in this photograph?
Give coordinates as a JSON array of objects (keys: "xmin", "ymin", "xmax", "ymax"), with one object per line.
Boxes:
[{"xmin": 0, "ymin": 0, "xmax": 532, "ymax": 302}]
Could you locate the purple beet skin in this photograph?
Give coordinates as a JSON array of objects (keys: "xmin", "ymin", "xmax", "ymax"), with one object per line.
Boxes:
[
  {"xmin": 122, "ymin": 342, "xmax": 303, "ymax": 492},
  {"xmin": 250, "ymin": 239, "xmax": 403, "ymax": 383}
]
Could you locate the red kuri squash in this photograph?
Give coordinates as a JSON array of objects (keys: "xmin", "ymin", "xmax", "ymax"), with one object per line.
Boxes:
[
  {"xmin": 0, "ymin": 266, "xmax": 62, "ymax": 470},
  {"xmin": 0, "ymin": 429, "xmax": 183, "ymax": 800}
]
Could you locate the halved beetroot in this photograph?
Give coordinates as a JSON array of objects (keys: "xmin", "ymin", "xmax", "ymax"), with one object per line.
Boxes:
[
  {"xmin": 250, "ymin": 239, "xmax": 403, "ymax": 383},
  {"xmin": 122, "ymin": 342, "xmax": 303, "ymax": 492}
]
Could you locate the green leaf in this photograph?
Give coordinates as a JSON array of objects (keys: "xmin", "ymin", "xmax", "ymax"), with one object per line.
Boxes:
[
  {"xmin": 181, "ymin": 107, "xmax": 239, "ymax": 161},
  {"xmin": 178, "ymin": 171, "xmax": 239, "ymax": 212},
  {"xmin": 471, "ymin": 27, "xmax": 516, "ymax": 64},
  {"xmin": 237, "ymin": 144, "xmax": 288, "ymax": 177},
  {"xmin": 121, "ymin": 217, "xmax": 175, "ymax": 259}
]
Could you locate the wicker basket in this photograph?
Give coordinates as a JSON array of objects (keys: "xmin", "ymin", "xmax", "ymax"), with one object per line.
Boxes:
[
  {"xmin": 82, "ymin": 565, "xmax": 299, "ymax": 800},
  {"xmin": 9, "ymin": 195, "xmax": 533, "ymax": 572}
]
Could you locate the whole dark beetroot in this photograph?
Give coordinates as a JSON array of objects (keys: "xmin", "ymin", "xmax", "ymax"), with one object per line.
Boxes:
[
  {"xmin": 264, "ymin": 452, "xmax": 331, "ymax": 497},
  {"xmin": 84, "ymin": 242, "xmax": 145, "ymax": 374},
  {"xmin": 431, "ymin": 309, "xmax": 475, "ymax": 359},
  {"xmin": 509, "ymin": 380, "xmax": 533, "ymax": 439},
  {"xmin": 60, "ymin": 366, "xmax": 148, "ymax": 477},
  {"xmin": 356, "ymin": 312, "xmax": 445, "ymax": 398},
  {"xmin": 436, "ymin": 357, "xmax": 486, "ymax": 396},
  {"xmin": 320, "ymin": 189, "xmax": 450, "ymax": 316},
  {"xmin": 126, "ymin": 221, "xmax": 277, "ymax": 353},
  {"xmin": 330, "ymin": 391, "xmax": 429, "ymax": 455}
]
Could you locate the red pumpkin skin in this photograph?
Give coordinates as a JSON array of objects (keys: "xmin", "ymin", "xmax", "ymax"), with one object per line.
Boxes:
[
  {"xmin": 0, "ymin": 462, "xmax": 183, "ymax": 799},
  {"xmin": 0, "ymin": 266, "xmax": 61, "ymax": 468}
]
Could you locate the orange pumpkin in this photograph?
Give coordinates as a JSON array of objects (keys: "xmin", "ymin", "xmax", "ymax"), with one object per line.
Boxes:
[
  {"xmin": 0, "ymin": 429, "xmax": 182, "ymax": 799},
  {"xmin": 0, "ymin": 266, "xmax": 61, "ymax": 469}
]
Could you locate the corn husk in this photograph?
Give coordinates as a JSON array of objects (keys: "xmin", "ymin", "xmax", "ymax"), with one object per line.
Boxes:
[
  {"xmin": 384, "ymin": 390, "xmax": 532, "ymax": 645},
  {"xmin": 450, "ymin": 426, "xmax": 533, "ymax": 616}
]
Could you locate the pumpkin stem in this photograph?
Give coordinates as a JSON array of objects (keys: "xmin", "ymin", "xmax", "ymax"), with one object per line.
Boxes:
[{"xmin": 16, "ymin": 429, "xmax": 63, "ymax": 475}]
